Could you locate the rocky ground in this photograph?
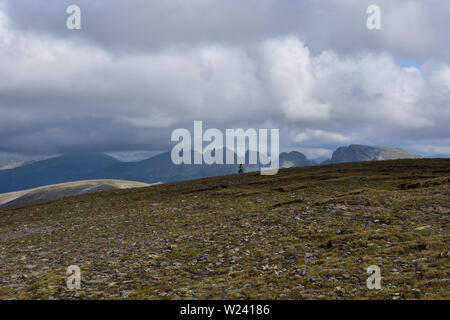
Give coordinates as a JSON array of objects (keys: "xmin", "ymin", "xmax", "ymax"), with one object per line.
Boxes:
[{"xmin": 0, "ymin": 159, "xmax": 449, "ymax": 299}]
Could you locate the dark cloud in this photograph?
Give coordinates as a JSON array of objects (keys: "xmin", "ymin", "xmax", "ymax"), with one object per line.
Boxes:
[
  {"xmin": 3, "ymin": 0, "xmax": 449, "ymax": 59},
  {"xmin": 0, "ymin": 0, "xmax": 449, "ymax": 159}
]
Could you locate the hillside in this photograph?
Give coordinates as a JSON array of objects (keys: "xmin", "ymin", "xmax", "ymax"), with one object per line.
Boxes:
[
  {"xmin": 0, "ymin": 158, "xmax": 448, "ymax": 299},
  {"xmin": 0, "ymin": 179, "xmax": 158, "ymax": 209}
]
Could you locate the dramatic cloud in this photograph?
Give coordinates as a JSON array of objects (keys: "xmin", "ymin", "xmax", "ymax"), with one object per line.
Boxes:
[{"xmin": 0, "ymin": 1, "xmax": 449, "ymax": 158}]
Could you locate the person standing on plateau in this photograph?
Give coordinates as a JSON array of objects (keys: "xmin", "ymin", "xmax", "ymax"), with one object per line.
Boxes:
[{"xmin": 238, "ymin": 163, "xmax": 244, "ymax": 174}]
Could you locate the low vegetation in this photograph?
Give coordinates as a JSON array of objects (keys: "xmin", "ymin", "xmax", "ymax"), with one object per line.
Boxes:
[{"xmin": 0, "ymin": 159, "xmax": 448, "ymax": 299}]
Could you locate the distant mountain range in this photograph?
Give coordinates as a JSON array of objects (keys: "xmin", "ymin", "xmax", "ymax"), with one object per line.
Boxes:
[
  {"xmin": 312, "ymin": 156, "xmax": 330, "ymax": 164},
  {"xmin": 322, "ymin": 144, "xmax": 421, "ymax": 164},
  {"xmin": 0, "ymin": 153, "xmax": 121, "ymax": 193},
  {"xmin": 0, "ymin": 150, "xmax": 312, "ymax": 193},
  {"xmin": 425, "ymin": 154, "xmax": 450, "ymax": 159},
  {"xmin": 0, "ymin": 145, "xmax": 423, "ymax": 194}
]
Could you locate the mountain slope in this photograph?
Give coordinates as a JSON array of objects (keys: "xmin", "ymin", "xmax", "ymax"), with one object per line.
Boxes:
[
  {"xmin": 0, "ymin": 158, "xmax": 448, "ymax": 299},
  {"xmin": 92, "ymin": 151, "xmax": 239, "ymax": 183},
  {"xmin": 279, "ymin": 151, "xmax": 316, "ymax": 168},
  {"xmin": 0, "ymin": 153, "xmax": 120, "ymax": 193}
]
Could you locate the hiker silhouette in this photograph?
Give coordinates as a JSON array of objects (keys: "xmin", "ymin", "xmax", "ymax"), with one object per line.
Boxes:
[{"xmin": 238, "ymin": 163, "xmax": 244, "ymax": 174}]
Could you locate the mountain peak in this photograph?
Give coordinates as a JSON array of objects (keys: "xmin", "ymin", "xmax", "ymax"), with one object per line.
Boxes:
[{"xmin": 329, "ymin": 145, "xmax": 421, "ymax": 164}]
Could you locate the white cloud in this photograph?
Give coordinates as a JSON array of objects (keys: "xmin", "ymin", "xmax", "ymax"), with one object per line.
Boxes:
[{"xmin": 260, "ymin": 37, "xmax": 332, "ymax": 122}]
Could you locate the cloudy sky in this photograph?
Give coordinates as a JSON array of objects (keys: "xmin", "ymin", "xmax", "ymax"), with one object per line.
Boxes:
[{"xmin": 0, "ymin": 0, "xmax": 449, "ymax": 160}]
